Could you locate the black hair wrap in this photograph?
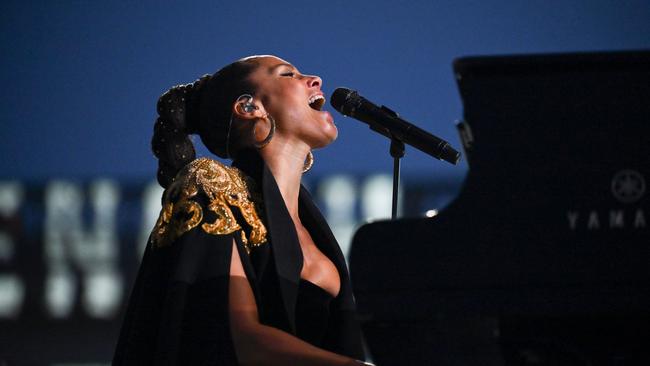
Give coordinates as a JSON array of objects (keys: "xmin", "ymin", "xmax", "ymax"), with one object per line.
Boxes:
[
  {"xmin": 151, "ymin": 58, "xmax": 259, "ymax": 188},
  {"xmin": 152, "ymin": 77, "xmax": 210, "ymax": 188}
]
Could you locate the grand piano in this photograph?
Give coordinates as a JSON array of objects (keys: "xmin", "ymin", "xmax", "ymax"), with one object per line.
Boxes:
[{"xmin": 349, "ymin": 51, "xmax": 650, "ymax": 365}]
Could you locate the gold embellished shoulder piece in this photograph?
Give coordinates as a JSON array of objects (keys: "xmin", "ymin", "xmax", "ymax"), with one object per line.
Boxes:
[{"xmin": 150, "ymin": 158, "xmax": 267, "ymax": 253}]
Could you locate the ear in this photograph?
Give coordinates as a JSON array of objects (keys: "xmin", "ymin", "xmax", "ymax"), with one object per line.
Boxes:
[{"xmin": 231, "ymin": 94, "xmax": 265, "ymax": 121}]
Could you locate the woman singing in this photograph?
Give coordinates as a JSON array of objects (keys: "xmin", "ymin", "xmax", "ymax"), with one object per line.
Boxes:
[{"xmin": 113, "ymin": 55, "xmax": 372, "ymax": 365}]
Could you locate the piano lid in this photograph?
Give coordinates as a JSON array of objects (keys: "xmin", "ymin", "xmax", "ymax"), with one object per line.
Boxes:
[
  {"xmin": 350, "ymin": 50, "xmax": 650, "ymax": 294},
  {"xmin": 349, "ymin": 49, "xmax": 650, "ymax": 366}
]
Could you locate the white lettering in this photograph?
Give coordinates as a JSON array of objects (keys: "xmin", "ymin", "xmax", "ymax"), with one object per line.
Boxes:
[
  {"xmin": 44, "ymin": 180, "xmax": 123, "ymax": 319},
  {"xmin": 568, "ymin": 208, "xmax": 647, "ymax": 231},
  {"xmin": 0, "ymin": 182, "xmax": 26, "ymax": 318},
  {"xmin": 83, "ymin": 180, "xmax": 123, "ymax": 318},
  {"xmin": 635, "ymin": 209, "xmax": 646, "ymax": 228},
  {"xmin": 44, "ymin": 181, "xmax": 86, "ymax": 317},
  {"xmin": 567, "ymin": 211, "xmax": 579, "ymax": 230},
  {"xmin": 361, "ymin": 175, "xmax": 397, "ymax": 221},
  {"xmin": 319, "ymin": 176, "xmax": 358, "ymax": 260},
  {"xmin": 587, "ymin": 211, "xmax": 600, "ymax": 230},
  {"xmin": 137, "ymin": 181, "xmax": 164, "ymax": 258},
  {"xmin": 609, "ymin": 210, "xmax": 624, "ymax": 228}
]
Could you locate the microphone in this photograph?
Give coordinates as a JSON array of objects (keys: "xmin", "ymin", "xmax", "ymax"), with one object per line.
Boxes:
[{"xmin": 330, "ymin": 87, "xmax": 461, "ymax": 165}]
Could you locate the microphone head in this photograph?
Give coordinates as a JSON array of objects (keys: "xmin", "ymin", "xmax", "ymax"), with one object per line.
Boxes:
[{"xmin": 330, "ymin": 87, "xmax": 355, "ymax": 115}]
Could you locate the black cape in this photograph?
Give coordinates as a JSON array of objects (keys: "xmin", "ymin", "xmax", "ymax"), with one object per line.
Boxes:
[{"xmin": 113, "ymin": 150, "xmax": 365, "ymax": 365}]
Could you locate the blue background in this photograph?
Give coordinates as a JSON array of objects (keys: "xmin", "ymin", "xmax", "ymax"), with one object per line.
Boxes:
[
  {"xmin": 2, "ymin": 0, "xmax": 649, "ymax": 181},
  {"xmin": 0, "ymin": 2, "xmax": 649, "ymax": 364}
]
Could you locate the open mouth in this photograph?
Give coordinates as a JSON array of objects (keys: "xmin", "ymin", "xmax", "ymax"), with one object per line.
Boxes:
[{"xmin": 308, "ymin": 94, "xmax": 325, "ymax": 111}]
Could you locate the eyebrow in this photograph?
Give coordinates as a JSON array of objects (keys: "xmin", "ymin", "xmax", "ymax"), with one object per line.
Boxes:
[{"xmin": 269, "ymin": 63, "xmax": 295, "ymax": 73}]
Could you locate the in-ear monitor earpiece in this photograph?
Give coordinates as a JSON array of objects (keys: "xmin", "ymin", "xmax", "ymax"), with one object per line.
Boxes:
[{"xmin": 237, "ymin": 94, "xmax": 257, "ymax": 113}]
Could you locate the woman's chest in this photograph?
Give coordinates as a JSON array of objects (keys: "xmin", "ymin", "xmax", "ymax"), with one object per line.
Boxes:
[{"xmin": 294, "ymin": 224, "xmax": 341, "ymax": 297}]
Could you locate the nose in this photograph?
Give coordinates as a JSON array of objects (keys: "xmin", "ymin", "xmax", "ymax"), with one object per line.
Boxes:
[{"xmin": 306, "ymin": 74, "xmax": 322, "ymax": 89}]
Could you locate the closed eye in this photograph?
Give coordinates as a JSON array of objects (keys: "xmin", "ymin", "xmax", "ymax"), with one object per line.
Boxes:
[{"xmin": 280, "ymin": 72, "xmax": 295, "ymax": 77}]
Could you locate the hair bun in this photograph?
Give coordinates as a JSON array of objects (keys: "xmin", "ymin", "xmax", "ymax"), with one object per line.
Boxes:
[
  {"xmin": 152, "ymin": 79, "xmax": 204, "ymax": 188},
  {"xmin": 151, "ymin": 58, "xmax": 259, "ymax": 188},
  {"xmin": 156, "ymin": 85, "xmax": 191, "ymax": 134},
  {"xmin": 183, "ymin": 74, "xmax": 211, "ymax": 135}
]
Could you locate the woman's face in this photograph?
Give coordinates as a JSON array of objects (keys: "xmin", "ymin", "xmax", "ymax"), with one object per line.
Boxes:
[{"xmin": 245, "ymin": 56, "xmax": 337, "ymax": 149}]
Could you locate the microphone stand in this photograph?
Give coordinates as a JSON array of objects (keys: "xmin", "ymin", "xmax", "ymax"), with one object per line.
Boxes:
[{"xmin": 389, "ymin": 137, "xmax": 405, "ymax": 220}]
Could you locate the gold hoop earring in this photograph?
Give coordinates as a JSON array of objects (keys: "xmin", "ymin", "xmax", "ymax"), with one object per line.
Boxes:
[
  {"xmin": 302, "ymin": 151, "xmax": 314, "ymax": 173},
  {"xmin": 253, "ymin": 113, "xmax": 276, "ymax": 149}
]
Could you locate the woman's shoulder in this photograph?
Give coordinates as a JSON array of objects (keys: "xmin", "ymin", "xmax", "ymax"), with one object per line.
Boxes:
[
  {"xmin": 176, "ymin": 157, "xmax": 250, "ymax": 197},
  {"xmin": 150, "ymin": 157, "xmax": 267, "ymax": 253}
]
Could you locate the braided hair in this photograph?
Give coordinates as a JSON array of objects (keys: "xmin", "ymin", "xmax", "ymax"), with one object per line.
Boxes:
[{"xmin": 151, "ymin": 58, "xmax": 259, "ymax": 189}]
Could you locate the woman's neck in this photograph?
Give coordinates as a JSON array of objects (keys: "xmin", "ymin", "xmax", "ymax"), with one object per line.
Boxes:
[{"xmin": 259, "ymin": 140, "xmax": 310, "ymax": 223}]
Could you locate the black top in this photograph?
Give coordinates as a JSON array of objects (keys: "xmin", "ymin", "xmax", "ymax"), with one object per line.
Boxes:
[
  {"xmin": 113, "ymin": 149, "xmax": 365, "ymax": 365},
  {"xmin": 295, "ymin": 279, "xmax": 334, "ymax": 347}
]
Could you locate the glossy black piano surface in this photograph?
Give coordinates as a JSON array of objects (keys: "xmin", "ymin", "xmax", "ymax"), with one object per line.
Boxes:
[{"xmin": 349, "ymin": 50, "xmax": 650, "ymax": 366}]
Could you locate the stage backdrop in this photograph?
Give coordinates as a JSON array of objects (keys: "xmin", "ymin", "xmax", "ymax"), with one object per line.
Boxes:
[{"xmin": 1, "ymin": 0, "xmax": 650, "ymax": 364}]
